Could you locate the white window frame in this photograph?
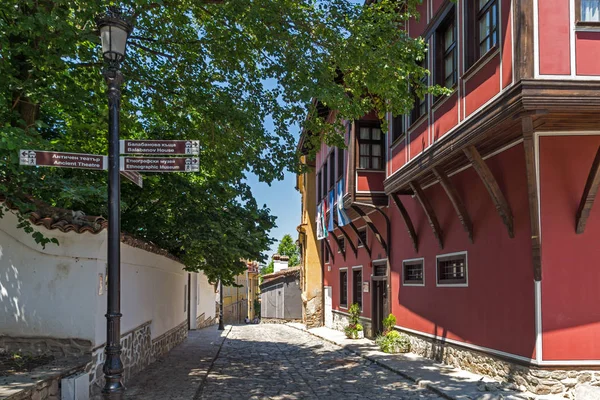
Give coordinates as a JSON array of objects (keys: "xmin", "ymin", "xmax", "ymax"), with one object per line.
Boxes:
[
  {"xmin": 435, "ymin": 251, "xmax": 468, "ymax": 287},
  {"xmin": 339, "ymin": 267, "xmax": 349, "ymax": 309},
  {"xmin": 351, "ymin": 265, "xmax": 363, "ymax": 311},
  {"xmin": 337, "ymin": 235, "xmax": 345, "ymax": 253},
  {"xmin": 402, "ymin": 257, "xmax": 425, "ymax": 287},
  {"xmin": 357, "ymin": 227, "xmax": 368, "ymax": 248}
]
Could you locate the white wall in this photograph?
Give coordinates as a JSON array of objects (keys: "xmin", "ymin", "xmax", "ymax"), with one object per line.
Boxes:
[
  {"xmin": 273, "ymin": 259, "xmax": 289, "ymax": 273},
  {"xmin": 0, "ymin": 208, "xmax": 211, "ymax": 347},
  {"xmin": 196, "ymin": 272, "xmax": 215, "ymax": 321}
]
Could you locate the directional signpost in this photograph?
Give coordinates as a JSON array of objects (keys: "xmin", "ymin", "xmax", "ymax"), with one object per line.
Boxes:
[
  {"xmin": 120, "ymin": 171, "xmax": 143, "ymax": 188},
  {"xmin": 20, "ymin": 150, "xmax": 107, "ymax": 170},
  {"xmin": 120, "ymin": 140, "xmax": 199, "ymax": 155},
  {"xmin": 120, "ymin": 156, "xmax": 199, "ymax": 172}
]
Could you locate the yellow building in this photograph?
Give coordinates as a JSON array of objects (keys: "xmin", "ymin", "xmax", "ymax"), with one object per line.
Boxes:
[
  {"xmin": 222, "ymin": 273, "xmax": 248, "ymax": 324},
  {"xmin": 246, "ymin": 260, "xmax": 260, "ymax": 320},
  {"xmin": 297, "ymin": 135, "xmax": 323, "ymax": 328}
]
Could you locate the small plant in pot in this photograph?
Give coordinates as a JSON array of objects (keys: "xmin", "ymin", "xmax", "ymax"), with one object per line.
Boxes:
[
  {"xmin": 344, "ymin": 303, "xmax": 364, "ymax": 339},
  {"xmin": 376, "ymin": 313, "xmax": 410, "ymax": 353}
]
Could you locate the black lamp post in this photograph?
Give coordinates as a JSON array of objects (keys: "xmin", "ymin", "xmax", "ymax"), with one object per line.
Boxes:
[
  {"xmin": 96, "ymin": 7, "xmax": 133, "ymax": 400},
  {"xmin": 218, "ymin": 279, "xmax": 225, "ymax": 330}
]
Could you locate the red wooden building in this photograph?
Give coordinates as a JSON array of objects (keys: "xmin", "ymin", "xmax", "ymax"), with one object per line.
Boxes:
[{"xmin": 310, "ymin": 0, "xmax": 600, "ymax": 395}]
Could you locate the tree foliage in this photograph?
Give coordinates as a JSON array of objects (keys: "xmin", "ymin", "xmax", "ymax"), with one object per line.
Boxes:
[
  {"xmin": 277, "ymin": 234, "xmax": 300, "ymax": 267},
  {"xmin": 0, "ymin": 0, "xmax": 438, "ymax": 283}
]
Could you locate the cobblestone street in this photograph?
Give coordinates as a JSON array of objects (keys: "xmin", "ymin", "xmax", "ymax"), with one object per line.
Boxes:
[{"xmin": 196, "ymin": 324, "xmax": 443, "ymax": 400}]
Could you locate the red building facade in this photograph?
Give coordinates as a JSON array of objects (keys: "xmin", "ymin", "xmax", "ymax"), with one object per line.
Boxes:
[{"xmin": 311, "ymin": 0, "xmax": 600, "ymax": 394}]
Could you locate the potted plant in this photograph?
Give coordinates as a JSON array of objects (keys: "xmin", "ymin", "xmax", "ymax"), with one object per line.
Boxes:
[
  {"xmin": 344, "ymin": 303, "xmax": 364, "ymax": 339},
  {"xmin": 375, "ymin": 313, "xmax": 411, "ymax": 353}
]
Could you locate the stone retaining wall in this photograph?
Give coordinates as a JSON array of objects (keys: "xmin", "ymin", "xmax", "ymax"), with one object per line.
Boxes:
[
  {"xmin": 196, "ymin": 313, "xmax": 217, "ymax": 330},
  {"xmin": 332, "ymin": 311, "xmax": 373, "ymax": 338},
  {"xmin": 303, "ymin": 290, "xmax": 322, "ymax": 329},
  {"xmin": 0, "ymin": 336, "xmax": 92, "ymax": 359},
  {"xmin": 151, "ymin": 320, "xmax": 188, "ymax": 362},
  {"xmin": 8, "ymin": 373, "xmax": 61, "ymax": 400},
  {"xmin": 261, "ymin": 318, "xmax": 303, "ymax": 325},
  {"xmin": 398, "ymin": 327, "xmax": 600, "ymax": 398}
]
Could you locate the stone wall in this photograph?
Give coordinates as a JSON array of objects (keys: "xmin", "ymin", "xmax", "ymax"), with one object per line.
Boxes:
[
  {"xmin": 151, "ymin": 320, "xmax": 188, "ymax": 362},
  {"xmin": 303, "ymin": 288, "xmax": 323, "ymax": 329},
  {"xmin": 0, "ymin": 336, "xmax": 92, "ymax": 359},
  {"xmin": 8, "ymin": 374, "xmax": 61, "ymax": 400},
  {"xmin": 398, "ymin": 327, "xmax": 600, "ymax": 398},
  {"xmin": 88, "ymin": 321, "xmax": 153, "ymax": 398},
  {"xmin": 332, "ymin": 311, "xmax": 373, "ymax": 338},
  {"xmin": 261, "ymin": 318, "xmax": 302, "ymax": 325},
  {"xmin": 196, "ymin": 313, "xmax": 217, "ymax": 330}
]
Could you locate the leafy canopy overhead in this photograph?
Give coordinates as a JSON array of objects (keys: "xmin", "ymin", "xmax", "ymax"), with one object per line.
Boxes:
[{"xmin": 0, "ymin": 0, "xmax": 435, "ymax": 283}]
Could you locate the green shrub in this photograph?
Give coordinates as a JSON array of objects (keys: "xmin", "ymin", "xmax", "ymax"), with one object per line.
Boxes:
[
  {"xmin": 382, "ymin": 314, "xmax": 396, "ymax": 335},
  {"xmin": 344, "ymin": 303, "xmax": 363, "ymax": 339},
  {"xmin": 376, "ymin": 330, "xmax": 411, "ymax": 354},
  {"xmin": 348, "ymin": 303, "xmax": 361, "ymax": 325}
]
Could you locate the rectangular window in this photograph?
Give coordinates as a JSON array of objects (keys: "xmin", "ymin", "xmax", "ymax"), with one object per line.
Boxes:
[
  {"xmin": 436, "ymin": 252, "xmax": 468, "ymax": 286},
  {"xmin": 329, "ymin": 152, "xmax": 335, "ymax": 189},
  {"xmin": 357, "ymin": 228, "xmax": 367, "ymax": 248},
  {"xmin": 468, "ymin": 0, "xmax": 498, "ymax": 66},
  {"xmin": 352, "ymin": 268, "xmax": 362, "ymax": 309},
  {"xmin": 392, "ymin": 115, "xmax": 405, "ymax": 143},
  {"xmin": 317, "ymin": 171, "xmax": 322, "ymax": 200},
  {"xmin": 358, "ymin": 125, "xmax": 384, "ymax": 170},
  {"xmin": 340, "ymin": 269, "xmax": 348, "ymax": 308},
  {"xmin": 579, "ymin": 0, "xmax": 600, "ymax": 22},
  {"xmin": 325, "ymin": 242, "xmax": 330, "ymax": 263},
  {"xmin": 323, "ymin": 162, "xmax": 328, "ymax": 197},
  {"xmin": 338, "ymin": 236, "xmax": 345, "ymax": 253},
  {"xmin": 411, "ymin": 56, "xmax": 428, "ymax": 124},
  {"xmin": 403, "ymin": 259, "xmax": 424, "ymax": 286},
  {"xmin": 337, "ymin": 148, "xmax": 344, "ymax": 180},
  {"xmin": 436, "ymin": 9, "xmax": 457, "ymax": 88}
]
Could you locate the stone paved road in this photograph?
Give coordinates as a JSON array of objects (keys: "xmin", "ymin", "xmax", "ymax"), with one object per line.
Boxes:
[{"xmin": 196, "ymin": 324, "xmax": 444, "ymax": 400}]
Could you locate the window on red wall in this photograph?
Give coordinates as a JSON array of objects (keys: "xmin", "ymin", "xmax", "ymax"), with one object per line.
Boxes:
[
  {"xmin": 323, "ymin": 162, "xmax": 328, "ymax": 198},
  {"xmin": 436, "ymin": 8, "xmax": 457, "ymax": 88},
  {"xmin": 337, "ymin": 236, "xmax": 345, "ymax": 253},
  {"xmin": 578, "ymin": 0, "xmax": 600, "ymax": 22},
  {"xmin": 329, "ymin": 151, "xmax": 335, "ymax": 190},
  {"xmin": 357, "ymin": 228, "xmax": 367, "ymax": 248},
  {"xmin": 358, "ymin": 125, "xmax": 384, "ymax": 170},
  {"xmin": 340, "ymin": 269, "xmax": 348, "ymax": 308},
  {"xmin": 467, "ymin": 0, "xmax": 498, "ymax": 67},
  {"xmin": 317, "ymin": 171, "xmax": 322, "ymax": 201},
  {"xmin": 392, "ymin": 115, "xmax": 405, "ymax": 144},
  {"xmin": 352, "ymin": 268, "xmax": 362, "ymax": 309},
  {"xmin": 411, "ymin": 55, "xmax": 428, "ymax": 124}
]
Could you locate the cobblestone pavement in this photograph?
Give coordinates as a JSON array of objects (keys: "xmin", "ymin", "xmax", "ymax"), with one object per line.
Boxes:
[{"xmin": 197, "ymin": 324, "xmax": 444, "ymax": 400}]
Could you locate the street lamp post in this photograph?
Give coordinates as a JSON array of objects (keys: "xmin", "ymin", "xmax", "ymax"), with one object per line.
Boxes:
[
  {"xmin": 96, "ymin": 8, "xmax": 134, "ymax": 400},
  {"xmin": 218, "ymin": 279, "xmax": 225, "ymax": 330}
]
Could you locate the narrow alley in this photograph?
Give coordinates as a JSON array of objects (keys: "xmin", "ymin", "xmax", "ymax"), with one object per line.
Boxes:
[{"xmin": 126, "ymin": 324, "xmax": 444, "ymax": 400}]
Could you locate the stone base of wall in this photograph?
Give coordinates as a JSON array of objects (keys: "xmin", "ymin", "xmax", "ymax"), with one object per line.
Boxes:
[
  {"xmin": 399, "ymin": 327, "xmax": 600, "ymax": 398},
  {"xmin": 196, "ymin": 313, "xmax": 217, "ymax": 330},
  {"xmin": 261, "ymin": 318, "xmax": 302, "ymax": 325},
  {"xmin": 332, "ymin": 311, "xmax": 373, "ymax": 338},
  {"xmin": 303, "ymin": 290, "xmax": 323, "ymax": 329},
  {"xmin": 151, "ymin": 320, "xmax": 188, "ymax": 362},
  {"xmin": 0, "ymin": 336, "xmax": 92, "ymax": 359},
  {"xmin": 88, "ymin": 321, "xmax": 153, "ymax": 398},
  {"xmin": 7, "ymin": 377, "xmax": 60, "ymax": 400}
]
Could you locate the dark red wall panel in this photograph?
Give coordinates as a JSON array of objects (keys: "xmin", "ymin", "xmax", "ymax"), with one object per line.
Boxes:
[
  {"xmin": 409, "ymin": 119, "xmax": 429, "ymax": 160},
  {"xmin": 540, "ymin": 135, "xmax": 600, "ymax": 361},
  {"xmin": 538, "ymin": 0, "xmax": 571, "ymax": 75},
  {"xmin": 391, "ymin": 139, "xmax": 407, "ymax": 173},
  {"xmin": 409, "ymin": 1, "xmax": 429, "ymax": 38},
  {"xmin": 357, "ymin": 171, "xmax": 385, "ymax": 192},
  {"xmin": 433, "ymin": 92, "xmax": 458, "ymax": 142},
  {"xmin": 464, "ymin": 54, "xmax": 500, "ymax": 117},
  {"xmin": 576, "ymin": 32, "xmax": 600, "ymax": 76},
  {"xmin": 390, "ymin": 145, "xmax": 536, "ymax": 358}
]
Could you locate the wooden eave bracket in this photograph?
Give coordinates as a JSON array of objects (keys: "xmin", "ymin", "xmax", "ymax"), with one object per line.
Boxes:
[
  {"xmin": 463, "ymin": 145, "xmax": 515, "ymax": 238},
  {"xmin": 348, "ymin": 220, "xmax": 372, "ymax": 257},
  {"xmin": 409, "ymin": 181, "xmax": 444, "ymax": 249},
  {"xmin": 432, "ymin": 167, "xmax": 474, "ymax": 243},
  {"xmin": 324, "ymin": 238, "xmax": 335, "ymax": 264},
  {"xmin": 522, "ymin": 117, "xmax": 542, "ymax": 281},
  {"xmin": 330, "ymin": 233, "xmax": 346, "ymax": 261},
  {"xmin": 351, "ymin": 205, "xmax": 388, "ymax": 256},
  {"xmin": 390, "ymin": 193, "xmax": 418, "ymax": 252},
  {"xmin": 334, "ymin": 220, "xmax": 358, "ymax": 257},
  {"xmin": 576, "ymin": 145, "xmax": 600, "ymax": 234}
]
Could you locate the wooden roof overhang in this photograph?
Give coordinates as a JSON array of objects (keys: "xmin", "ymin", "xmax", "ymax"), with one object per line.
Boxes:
[{"xmin": 383, "ymin": 79, "xmax": 600, "ymax": 282}]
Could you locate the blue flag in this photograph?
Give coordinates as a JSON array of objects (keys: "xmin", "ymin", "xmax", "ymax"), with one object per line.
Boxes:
[
  {"xmin": 336, "ymin": 179, "xmax": 351, "ymax": 226},
  {"xmin": 328, "ymin": 189, "xmax": 335, "ymax": 232}
]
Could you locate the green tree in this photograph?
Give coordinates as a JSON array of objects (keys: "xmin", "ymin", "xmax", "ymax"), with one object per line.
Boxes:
[
  {"xmin": 277, "ymin": 234, "xmax": 300, "ymax": 267},
  {"xmin": 260, "ymin": 261, "xmax": 275, "ymax": 276},
  {"xmin": 0, "ymin": 0, "xmax": 444, "ymax": 282}
]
